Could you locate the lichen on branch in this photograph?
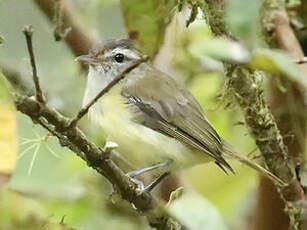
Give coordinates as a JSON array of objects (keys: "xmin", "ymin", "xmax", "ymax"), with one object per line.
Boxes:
[{"xmin": 201, "ymin": 0, "xmax": 305, "ymax": 229}]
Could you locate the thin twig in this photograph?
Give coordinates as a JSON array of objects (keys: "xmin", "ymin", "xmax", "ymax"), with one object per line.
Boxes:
[
  {"xmin": 22, "ymin": 25, "xmax": 45, "ymax": 103},
  {"xmin": 68, "ymin": 56, "xmax": 149, "ymax": 128}
]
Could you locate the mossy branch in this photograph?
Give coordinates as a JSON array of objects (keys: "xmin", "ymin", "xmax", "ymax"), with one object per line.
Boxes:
[{"xmin": 201, "ymin": 1, "xmax": 305, "ymax": 229}]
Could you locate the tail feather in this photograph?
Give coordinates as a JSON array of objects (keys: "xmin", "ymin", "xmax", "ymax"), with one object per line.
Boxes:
[{"xmin": 222, "ymin": 140, "xmax": 286, "ymax": 186}]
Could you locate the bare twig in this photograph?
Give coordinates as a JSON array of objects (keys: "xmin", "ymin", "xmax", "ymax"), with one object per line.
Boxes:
[
  {"xmin": 22, "ymin": 25, "xmax": 45, "ymax": 103},
  {"xmin": 69, "ymin": 56, "xmax": 149, "ymax": 128}
]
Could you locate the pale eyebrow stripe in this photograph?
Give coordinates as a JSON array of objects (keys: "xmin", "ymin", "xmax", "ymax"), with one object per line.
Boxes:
[{"xmin": 104, "ymin": 48, "xmax": 139, "ymax": 61}]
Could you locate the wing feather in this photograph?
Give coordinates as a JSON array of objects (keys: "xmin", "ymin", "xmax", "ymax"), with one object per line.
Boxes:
[{"xmin": 122, "ymin": 65, "xmax": 233, "ymax": 173}]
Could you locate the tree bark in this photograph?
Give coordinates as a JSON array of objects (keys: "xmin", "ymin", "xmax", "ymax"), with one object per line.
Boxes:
[
  {"xmin": 250, "ymin": 2, "xmax": 307, "ymax": 230},
  {"xmin": 201, "ymin": 1, "xmax": 306, "ymax": 229}
]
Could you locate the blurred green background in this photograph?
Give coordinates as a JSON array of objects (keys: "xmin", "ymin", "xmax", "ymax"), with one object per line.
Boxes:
[{"xmin": 1, "ymin": 0, "xmax": 304, "ymax": 230}]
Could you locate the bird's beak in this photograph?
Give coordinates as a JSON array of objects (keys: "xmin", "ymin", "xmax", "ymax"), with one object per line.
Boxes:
[{"xmin": 75, "ymin": 54, "xmax": 97, "ymax": 64}]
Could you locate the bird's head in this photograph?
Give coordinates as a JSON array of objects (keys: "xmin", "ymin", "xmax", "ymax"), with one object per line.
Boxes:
[
  {"xmin": 76, "ymin": 39, "xmax": 144, "ymax": 76},
  {"xmin": 77, "ymin": 39, "xmax": 146, "ymax": 107}
]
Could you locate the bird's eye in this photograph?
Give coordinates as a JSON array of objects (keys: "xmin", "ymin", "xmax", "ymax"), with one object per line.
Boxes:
[{"xmin": 114, "ymin": 53, "xmax": 125, "ymax": 63}]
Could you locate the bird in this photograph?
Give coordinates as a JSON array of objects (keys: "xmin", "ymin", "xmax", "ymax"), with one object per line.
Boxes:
[{"xmin": 76, "ymin": 39, "xmax": 283, "ymax": 190}]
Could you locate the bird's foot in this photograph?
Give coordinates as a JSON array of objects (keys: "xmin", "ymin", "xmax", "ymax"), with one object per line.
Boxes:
[
  {"xmin": 130, "ymin": 172, "xmax": 170, "ymax": 196},
  {"xmin": 125, "ymin": 161, "xmax": 172, "ymax": 194}
]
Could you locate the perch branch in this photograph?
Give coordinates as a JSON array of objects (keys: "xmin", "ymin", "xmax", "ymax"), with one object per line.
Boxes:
[
  {"xmin": 9, "ymin": 28, "xmax": 184, "ymax": 230},
  {"xmin": 201, "ymin": 1, "xmax": 305, "ymax": 229}
]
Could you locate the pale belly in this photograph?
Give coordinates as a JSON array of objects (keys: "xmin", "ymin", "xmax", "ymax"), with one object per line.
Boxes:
[{"xmin": 88, "ymin": 87, "xmax": 209, "ymax": 171}]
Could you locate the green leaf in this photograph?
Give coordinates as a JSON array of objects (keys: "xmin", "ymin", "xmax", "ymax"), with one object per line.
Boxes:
[
  {"xmin": 120, "ymin": 0, "xmax": 177, "ymax": 57},
  {"xmin": 167, "ymin": 189, "xmax": 228, "ymax": 230},
  {"xmin": 189, "ymin": 37, "xmax": 250, "ymax": 63},
  {"xmin": 250, "ymin": 48, "xmax": 300, "ymax": 81},
  {"xmin": 226, "ymin": 0, "xmax": 261, "ymax": 48}
]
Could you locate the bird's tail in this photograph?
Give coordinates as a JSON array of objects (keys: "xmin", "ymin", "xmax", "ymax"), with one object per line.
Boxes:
[{"xmin": 222, "ymin": 140, "xmax": 286, "ymax": 186}]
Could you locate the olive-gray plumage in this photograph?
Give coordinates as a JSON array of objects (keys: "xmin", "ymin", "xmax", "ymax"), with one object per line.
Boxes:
[
  {"xmin": 121, "ymin": 63, "xmax": 233, "ymax": 172},
  {"xmin": 79, "ymin": 39, "xmax": 284, "ymax": 184}
]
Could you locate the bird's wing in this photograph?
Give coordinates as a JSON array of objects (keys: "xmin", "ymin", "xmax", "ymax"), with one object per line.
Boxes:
[{"xmin": 121, "ymin": 66, "xmax": 233, "ymax": 173}]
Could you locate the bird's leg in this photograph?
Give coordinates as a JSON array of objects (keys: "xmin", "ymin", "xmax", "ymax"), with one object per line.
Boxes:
[
  {"xmin": 143, "ymin": 172, "xmax": 170, "ymax": 193},
  {"xmin": 126, "ymin": 161, "xmax": 170, "ymax": 177},
  {"xmin": 125, "ymin": 160, "xmax": 172, "ymax": 193}
]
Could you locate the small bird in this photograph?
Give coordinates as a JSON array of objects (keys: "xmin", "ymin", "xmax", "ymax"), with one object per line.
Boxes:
[{"xmin": 77, "ymin": 39, "xmax": 283, "ymax": 188}]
